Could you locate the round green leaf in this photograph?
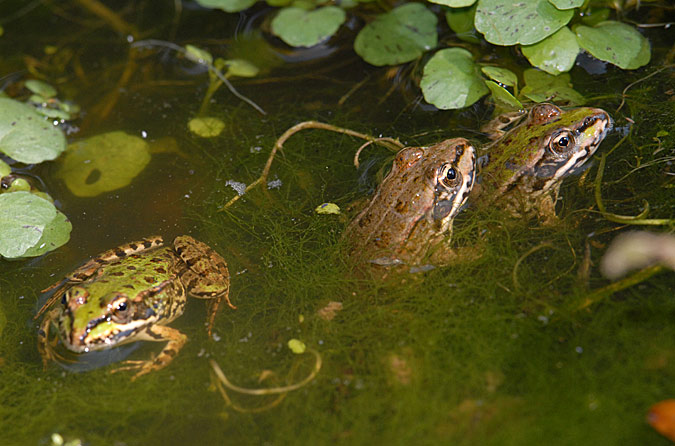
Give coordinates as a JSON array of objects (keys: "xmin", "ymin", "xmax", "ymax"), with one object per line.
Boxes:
[
  {"xmin": 521, "ymin": 26, "xmax": 579, "ymax": 75},
  {"xmin": 475, "ymin": 0, "xmax": 573, "ymax": 45},
  {"xmin": 420, "ymin": 48, "xmax": 489, "ymax": 110},
  {"xmin": 188, "ymin": 117, "xmax": 225, "ymax": 138},
  {"xmin": 485, "ymin": 81, "xmax": 523, "ymax": 109},
  {"xmin": 195, "ymin": 0, "xmax": 256, "ymax": 13},
  {"xmin": 21, "ymin": 210, "xmax": 71, "ymax": 257},
  {"xmin": 481, "ymin": 66, "xmax": 517, "ymax": 87},
  {"xmin": 271, "ymin": 6, "xmax": 346, "ymax": 48},
  {"xmin": 548, "ymin": 0, "xmax": 584, "ymax": 9},
  {"xmin": 520, "ymin": 69, "xmax": 585, "ymax": 105},
  {"xmin": 354, "ymin": 3, "xmax": 438, "ymax": 66},
  {"xmin": 575, "ymin": 21, "xmax": 651, "ymax": 70},
  {"xmin": 429, "ymin": 0, "xmax": 476, "ymax": 6},
  {"xmin": 0, "ymin": 191, "xmax": 56, "ymax": 258},
  {"xmin": 57, "ymin": 131, "xmax": 151, "ymax": 197},
  {"xmin": 0, "ymin": 97, "xmax": 66, "ymax": 164}
]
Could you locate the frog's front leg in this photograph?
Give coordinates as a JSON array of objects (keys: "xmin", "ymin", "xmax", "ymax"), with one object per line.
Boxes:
[
  {"xmin": 37, "ymin": 308, "xmax": 63, "ymax": 368},
  {"xmin": 111, "ymin": 325, "xmax": 187, "ymax": 380}
]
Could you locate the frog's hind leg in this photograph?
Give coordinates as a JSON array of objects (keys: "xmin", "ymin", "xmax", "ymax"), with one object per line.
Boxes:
[
  {"xmin": 174, "ymin": 236, "xmax": 234, "ymax": 336},
  {"xmin": 35, "ymin": 236, "xmax": 165, "ymax": 319}
]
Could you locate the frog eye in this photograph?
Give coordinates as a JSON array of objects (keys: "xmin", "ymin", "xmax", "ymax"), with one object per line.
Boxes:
[
  {"xmin": 438, "ymin": 163, "xmax": 460, "ymax": 188},
  {"xmin": 550, "ymin": 130, "xmax": 575, "ymax": 155},
  {"xmin": 111, "ymin": 298, "xmax": 132, "ymax": 322}
]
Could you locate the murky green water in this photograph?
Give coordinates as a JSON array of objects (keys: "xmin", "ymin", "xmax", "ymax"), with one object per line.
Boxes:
[{"xmin": 1, "ymin": 2, "xmax": 674, "ymax": 445}]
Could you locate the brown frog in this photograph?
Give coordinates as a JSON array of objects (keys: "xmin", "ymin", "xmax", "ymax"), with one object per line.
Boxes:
[{"xmin": 343, "ymin": 138, "xmax": 477, "ymax": 268}]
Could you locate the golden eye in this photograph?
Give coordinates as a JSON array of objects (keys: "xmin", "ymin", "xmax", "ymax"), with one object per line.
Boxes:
[
  {"xmin": 439, "ymin": 163, "xmax": 460, "ymax": 188},
  {"xmin": 550, "ymin": 130, "xmax": 575, "ymax": 155}
]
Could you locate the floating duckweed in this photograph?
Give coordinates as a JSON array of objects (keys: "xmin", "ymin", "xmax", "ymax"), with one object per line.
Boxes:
[
  {"xmin": 315, "ymin": 202, "xmax": 340, "ymax": 215},
  {"xmin": 287, "ymin": 339, "xmax": 306, "ymax": 354}
]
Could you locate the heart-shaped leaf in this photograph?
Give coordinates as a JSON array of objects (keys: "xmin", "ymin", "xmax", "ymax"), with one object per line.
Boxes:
[
  {"xmin": 271, "ymin": 6, "xmax": 346, "ymax": 48},
  {"xmin": 0, "ymin": 191, "xmax": 56, "ymax": 258},
  {"xmin": 354, "ymin": 3, "xmax": 437, "ymax": 66},
  {"xmin": 522, "ymin": 26, "xmax": 580, "ymax": 75},
  {"xmin": 475, "ymin": 0, "xmax": 573, "ymax": 45},
  {"xmin": 421, "ymin": 48, "xmax": 489, "ymax": 109},
  {"xmin": 575, "ymin": 21, "xmax": 651, "ymax": 70},
  {"xmin": 0, "ymin": 97, "xmax": 66, "ymax": 164}
]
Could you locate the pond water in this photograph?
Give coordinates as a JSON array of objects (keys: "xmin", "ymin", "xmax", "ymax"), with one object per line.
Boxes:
[{"xmin": 0, "ymin": 2, "xmax": 674, "ymax": 445}]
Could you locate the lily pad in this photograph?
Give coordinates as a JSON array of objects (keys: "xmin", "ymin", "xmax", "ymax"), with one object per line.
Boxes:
[
  {"xmin": 0, "ymin": 97, "xmax": 66, "ymax": 164},
  {"xmin": 429, "ymin": 0, "xmax": 476, "ymax": 6},
  {"xmin": 481, "ymin": 66, "xmax": 518, "ymax": 87},
  {"xmin": 548, "ymin": 0, "xmax": 584, "ymax": 9},
  {"xmin": 271, "ymin": 6, "xmax": 346, "ymax": 48},
  {"xmin": 188, "ymin": 117, "xmax": 225, "ymax": 138},
  {"xmin": 194, "ymin": 0, "xmax": 256, "ymax": 13},
  {"xmin": 575, "ymin": 21, "xmax": 651, "ymax": 70},
  {"xmin": 520, "ymin": 69, "xmax": 585, "ymax": 105},
  {"xmin": 21, "ymin": 209, "xmax": 71, "ymax": 257},
  {"xmin": 354, "ymin": 3, "xmax": 437, "ymax": 66},
  {"xmin": 521, "ymin": 26, "xmax": 579, "ymax": 75},
  {"xmin": 57, "ymin": 131, "xmax": 151, "ymax": 197},
  {"xmin": 0, "ymin": 191, "xmax": 56, "ymax": 258},
  {"xmin": 475, "ymin": 0, "xmax": 573, "ymax": 46},
  {"xmin": 420, "ymin": 48, "xmax": 489, "ymax": 109}
]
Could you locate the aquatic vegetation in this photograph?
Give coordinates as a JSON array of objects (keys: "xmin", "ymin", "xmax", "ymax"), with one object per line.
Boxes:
[
  {"xmin": 0, "ymin": 1, "xmax": 672, "ymax": 445},
  {"xmin": 210, "ymin": 339, "xmax": 322, "ymax": 413},
  {"xmin": 197, "ymin": 0, "xmax": 653, "ymax": 109}
]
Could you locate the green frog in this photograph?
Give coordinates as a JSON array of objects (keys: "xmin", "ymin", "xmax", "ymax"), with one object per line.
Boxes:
[
  {"xmin": 477, "ymin": 103, "xmax": 612, "ymax": 222},
  {"xmin": 36, "ymin": 235, "xmax": 234, "ymax": 380},
  {"xmin": 343, "ymin": 138, "xmax": 476, "ymax": 268}
]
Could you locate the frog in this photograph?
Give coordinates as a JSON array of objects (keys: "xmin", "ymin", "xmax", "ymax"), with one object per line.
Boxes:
[
  {"xmin": 476, "ymin": 103, "xmax": 612, "ymax": 223},
  {"xmin": 35, "ymin": 235, "xmax": 235, "ymax": 380},
  {"xmin": 342, "ymin": 138, "xmax": 476, "ymax": 269}
]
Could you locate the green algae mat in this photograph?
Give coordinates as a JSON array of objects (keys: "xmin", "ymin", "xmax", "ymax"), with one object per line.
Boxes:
[{"xmin": 0, "ymin": 1, "xmax": 673, "ymax": 445}]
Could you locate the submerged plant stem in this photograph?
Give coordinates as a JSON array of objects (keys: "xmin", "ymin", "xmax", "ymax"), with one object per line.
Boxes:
[
  {"xmin": 75, "ymin": 0, "xmax": 138, "ymax": 37},
  {"xmin": 209, "ymin": 347, "xmax": 322, "ymax": 396},
  {"xmin": 131, "ymin": 39, "xmax": 265, "ymax": 115},
  {"xmin": 594, "ymin": 153, "xmax": 673, "ymax": 226},
  {"xmin": 209, "ymin": 348, "xmax": 321, "ymax": 413},
  {"xmin": 219, "ymin": 121, "xmax": 403, "ymax": 210},
  {"xmin": 573, "ymin": 264, "xmax": 665, "ymax": 312}
]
